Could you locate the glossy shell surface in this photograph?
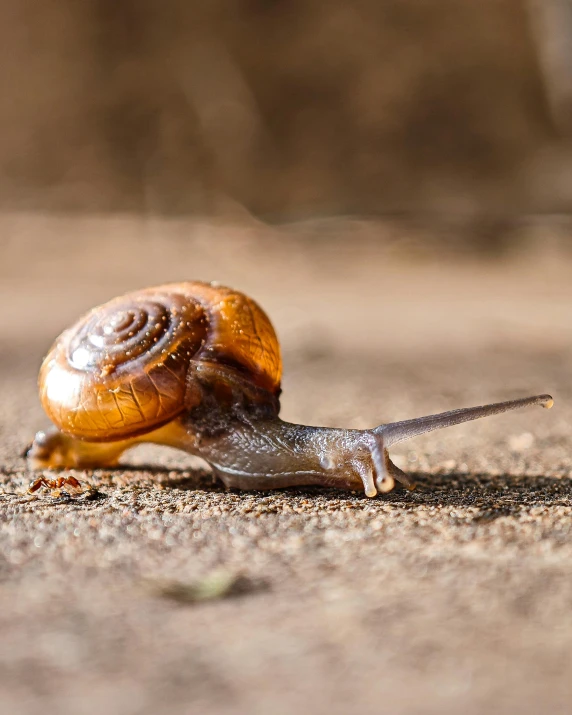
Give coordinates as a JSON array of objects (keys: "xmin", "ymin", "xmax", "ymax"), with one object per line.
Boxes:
[{"xmin": 39, "ymin": 282, "xmax": 282, "ymax": 441}]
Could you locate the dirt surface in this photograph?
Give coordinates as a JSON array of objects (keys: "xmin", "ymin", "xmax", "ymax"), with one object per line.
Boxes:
[{"xmin": 1, "ymin": 215, "xmax": 572, "ymax": 714}]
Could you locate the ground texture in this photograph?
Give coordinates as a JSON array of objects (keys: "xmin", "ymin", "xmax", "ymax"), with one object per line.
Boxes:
[{"xmin": 1, "ymin": 216, "xmax": 571, "ymax": 714}]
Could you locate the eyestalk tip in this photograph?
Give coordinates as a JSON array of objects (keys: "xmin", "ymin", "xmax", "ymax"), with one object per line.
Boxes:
[
  {"xmin": 377, "ymin": 476, "xmax": 395, "ymax": 494},
  {"xmin": 541, "ymin": 395, "xmax": 554, "ymax": 409}
]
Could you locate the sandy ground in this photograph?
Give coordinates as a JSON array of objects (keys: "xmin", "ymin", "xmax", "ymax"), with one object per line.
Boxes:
[{"xmin": 1, "ymin": 215, "xmax": 572, "ymax": 715}]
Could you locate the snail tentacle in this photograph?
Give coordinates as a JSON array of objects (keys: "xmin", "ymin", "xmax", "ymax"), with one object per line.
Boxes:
[{"xmin": 374, "ymin": 394, "xmax": 553, "ymax": 447}]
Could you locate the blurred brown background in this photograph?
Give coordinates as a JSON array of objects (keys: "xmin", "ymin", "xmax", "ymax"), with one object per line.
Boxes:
[
  {"xmin": 2, "ymin": 0, "xmax": 572, "ymax": 223},
  {"xmin": 2, "ymin": 4, "xmax": 572, "ymax": 715}
]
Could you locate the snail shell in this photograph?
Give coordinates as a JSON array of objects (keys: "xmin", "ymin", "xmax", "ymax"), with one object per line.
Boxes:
[{"xmin": 39, "ymin": 282, "xmax": 282, "ymax": 441}]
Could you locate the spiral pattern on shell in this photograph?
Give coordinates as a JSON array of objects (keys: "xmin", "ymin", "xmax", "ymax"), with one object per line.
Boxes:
[
  {"xmin": 68, "ymin": 301, "xmax": 171, "ymax": 370},
  {"xmin": 67, "ymin": 299, "xmax": 187, "ymax": 374},
  {"xmin": 38, "ymin": 282, "xmax": 282, "ymax": 442}
]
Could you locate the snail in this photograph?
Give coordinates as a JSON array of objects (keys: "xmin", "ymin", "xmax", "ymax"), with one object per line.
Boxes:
[{"xmin": 27, "ymin": 281, "xmax": 553, "ymax": 497}]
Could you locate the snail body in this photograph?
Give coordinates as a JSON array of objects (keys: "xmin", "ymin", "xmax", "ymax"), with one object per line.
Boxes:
[{"xmin": 28, "ymin": 281, "xmax": 553, "ymax": 497}]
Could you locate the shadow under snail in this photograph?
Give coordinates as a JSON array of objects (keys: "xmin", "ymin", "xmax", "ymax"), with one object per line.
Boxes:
[{"xmin": 27, "ymin": 281, "xmax": 554, "ymax": 497}]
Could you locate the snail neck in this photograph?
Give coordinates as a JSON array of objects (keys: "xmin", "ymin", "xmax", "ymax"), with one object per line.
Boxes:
[
  {"xmin": 187, "ymin": 361, "xmax": 281, "ymax": 426},
  {"xmin": 177, "ymin": 410, "xmax": 372, "ymax": 492}
]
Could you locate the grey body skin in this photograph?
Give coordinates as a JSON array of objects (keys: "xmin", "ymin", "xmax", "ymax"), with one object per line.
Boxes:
[
  {"xmin": 28, "ymin": 393, "xmax": 553, "ymax": 497},
  {"xmin": 187, "ymin": 418, "xmax": 381, "ymax": 493}
]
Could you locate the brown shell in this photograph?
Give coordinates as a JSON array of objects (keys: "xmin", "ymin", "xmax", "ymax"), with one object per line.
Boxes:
[{"xmin": 39, "ymin": 282, "xmax": 282, "ymax": 441}]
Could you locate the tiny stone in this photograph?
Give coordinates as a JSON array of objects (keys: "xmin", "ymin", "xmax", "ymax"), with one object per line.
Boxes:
[{"xmin": 508, "ymin": 432, "xmax": 535, "ymax": 451}]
